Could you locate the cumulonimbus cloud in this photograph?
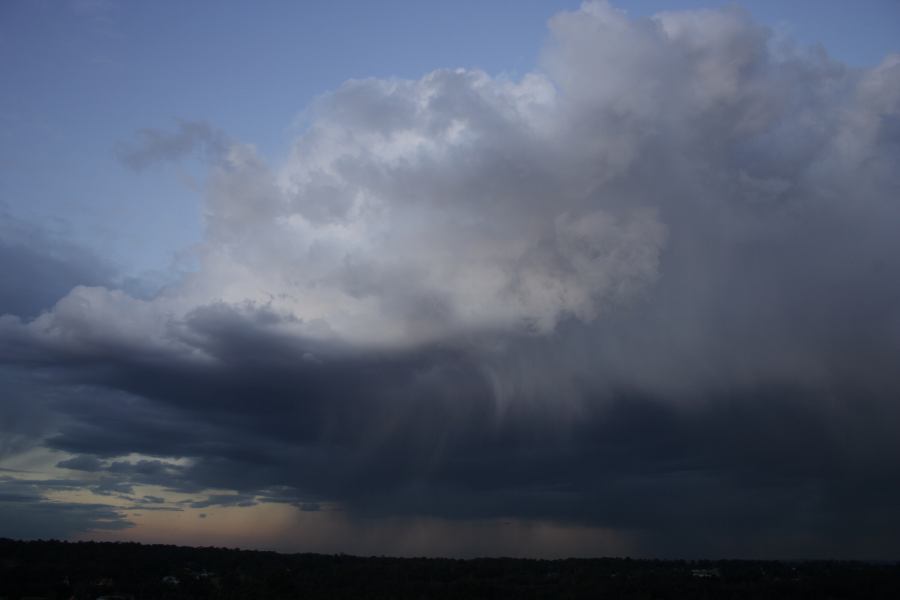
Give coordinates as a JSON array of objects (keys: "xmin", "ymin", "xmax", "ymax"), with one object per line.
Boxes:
[{"xmin": 2, "ymin": 1, "xmax": 900, "ymax": 556}]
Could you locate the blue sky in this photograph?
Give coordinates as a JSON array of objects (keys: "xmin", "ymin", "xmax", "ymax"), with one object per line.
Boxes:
[{"xmin": 2, "ymin": 1, "xmax": 897, "ymax": 278}]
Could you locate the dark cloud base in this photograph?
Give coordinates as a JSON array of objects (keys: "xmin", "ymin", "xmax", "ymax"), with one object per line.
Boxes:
[{"xmin": 9, "ymin": 326, "xmax": 899, "ymax": 558}]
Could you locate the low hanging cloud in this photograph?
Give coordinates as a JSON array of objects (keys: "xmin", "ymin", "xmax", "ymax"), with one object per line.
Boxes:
[{"xmin": 2, "ymin": 2, "xmax": 900, "ymax": 556}]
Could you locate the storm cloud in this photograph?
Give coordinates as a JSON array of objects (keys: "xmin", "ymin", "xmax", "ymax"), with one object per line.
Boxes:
[{"xmin": 2, "ymin": 2, "xmax": 900, "ymax": 557}]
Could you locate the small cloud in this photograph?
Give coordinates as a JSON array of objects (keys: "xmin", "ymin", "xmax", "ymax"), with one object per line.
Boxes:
[
  {"xmin": 190, "ymin": 493, "xmax": 257, "ymax": 509},
  {"xmin": 116, "ymin": 120, "xmax": 228, "ymax": 171},
  {"xmin": 56, "ymin": 455, "xmax": 104, "ymax": 472}
]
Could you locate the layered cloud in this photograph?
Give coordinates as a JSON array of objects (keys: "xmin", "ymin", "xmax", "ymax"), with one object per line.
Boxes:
[{"xmin": 2, "ymin": 2, "xmax": 900, "ymax": 557}]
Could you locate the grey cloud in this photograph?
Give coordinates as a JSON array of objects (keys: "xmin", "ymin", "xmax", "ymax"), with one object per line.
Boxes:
[
  {"xmin": 116, "ymin": 120, "xmax": 229, "ymax": 171},
  {"xmin": 11, "ymin": 474, "xmax": 136, "ymax": 499},
  {"xmin": 16, "ymin": 324, "xmax": 900, "ymax": 556},
  {"xmin": 122, "ymin": 504, "xmax": 182, "ymax": 512},
  {"xmin": 0, "ymin": 365, "xmax": 91, "ymax": 461},
  {"xmin": 57, "ymin": 454, "xmax": 105, "ymax": 472},
  {"xmin": 0, "ymin": 478, "xmax": 133, "ymax": 539},
  {"xmin": 0, "ymin": 211, "xmax": 114, "ymax": 319},
  {"xmin": 189, "ymin": 494, "xmax": 258, "ymax": 509},
  {"xmin": 2, "ymin": 1, "xmax": 900, "ymax": 558},
  {"xmin": 0, "ymin": 499, "xmax": 132, "ymax": 539}
]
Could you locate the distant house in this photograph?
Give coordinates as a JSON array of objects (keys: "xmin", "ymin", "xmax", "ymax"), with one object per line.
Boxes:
[
  {"xmin": 189, "ymin": 568, "xmax": 215, "ymax": 579},
  {"xmin": 691, "ymin": 568, "xmax": 721, "ymax": 578}
]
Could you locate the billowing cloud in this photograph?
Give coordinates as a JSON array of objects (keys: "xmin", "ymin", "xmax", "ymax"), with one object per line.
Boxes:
[{"xmin": 2, "ymin": 2, "xmax": 900, "ymax": 557}]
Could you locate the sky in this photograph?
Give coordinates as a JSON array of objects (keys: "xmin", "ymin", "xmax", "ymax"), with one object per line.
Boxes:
[{"xmin": 1, "ymin": 0, "xmax": 899, "ymax": 559}]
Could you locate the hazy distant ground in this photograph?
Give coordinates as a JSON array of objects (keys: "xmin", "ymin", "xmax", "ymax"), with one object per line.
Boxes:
[{"xmin": 2, "ymin": 538, "xmax": 899, "ymax": 599}]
